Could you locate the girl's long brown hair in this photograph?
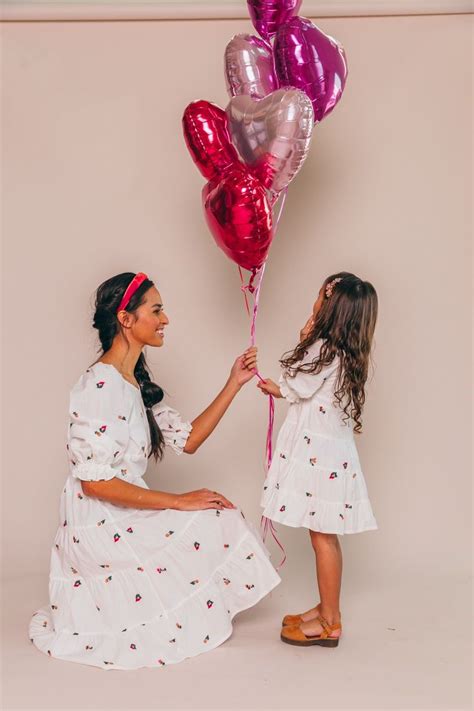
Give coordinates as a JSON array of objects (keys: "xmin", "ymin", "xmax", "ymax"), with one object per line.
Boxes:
[{"xmin": 280, "ymin": 272, "xmax": 378, "ymax": 433}]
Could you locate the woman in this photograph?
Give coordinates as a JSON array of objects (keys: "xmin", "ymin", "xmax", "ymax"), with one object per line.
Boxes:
[{"xmin": 29, "ymin": 272, "xmax": 280, "ymax": 669}]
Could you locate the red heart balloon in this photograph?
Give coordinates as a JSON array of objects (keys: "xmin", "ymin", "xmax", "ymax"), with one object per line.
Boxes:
[
  {"xmin": 202, "ymin": 165, "xmax": 273, "ymax": 272},
  {"xmin": 182, "ymin": 100, "xmax": 240, "ymax": 181}
]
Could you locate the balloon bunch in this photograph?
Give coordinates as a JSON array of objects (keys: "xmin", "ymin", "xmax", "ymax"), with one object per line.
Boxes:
[
  {"xmin": 182, "ymin": 2, "xmax": 347, "ymax": 561},
  {"xmin": 183, "ymin": 1, "xmax": 348, "ymax": 285}
]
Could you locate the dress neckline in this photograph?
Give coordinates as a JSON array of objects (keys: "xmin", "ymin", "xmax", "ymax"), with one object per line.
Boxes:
[{"xmin": 94, "ymin": 362, "xmax": 141, "ymax": 392}]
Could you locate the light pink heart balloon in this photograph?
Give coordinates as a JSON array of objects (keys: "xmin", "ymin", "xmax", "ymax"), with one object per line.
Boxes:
[
  {"xmin": 226, "ymin": 88, "xmax": 314, "ymax": 194},
  {"xmin": 225, "ymin": 33, "xmax": 278, "ymax": 100}
]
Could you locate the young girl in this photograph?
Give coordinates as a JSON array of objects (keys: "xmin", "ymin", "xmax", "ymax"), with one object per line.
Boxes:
[
  {"xmin": 29, "ymin": 271, "xmax": 280, "ymax": 669},
  {"xmin": 258, "ymin": 272, "xmax": 378, "ymax": 648}
]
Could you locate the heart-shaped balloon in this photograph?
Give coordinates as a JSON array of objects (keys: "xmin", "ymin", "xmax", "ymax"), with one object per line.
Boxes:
[
  {"xmin": 225, "ymin": 33, "xmax": 278, "ymax": 100},
  {"xmin": 247, "ymin": 0, "xmax": 302, "ymax": 42},
  {"xmin": 203, "ymin": 165, "xmax": 273, "ymax": 272},
  {"xmin": 182, "ymin": 100, "xmax": 240, "ymax": 180},
  {"xmin": 274, "ymin": 17, "xmax": 348, "ymax": 123},
  {"xmin": 226, "ymin": 88, "xmax": 314, "ymax": 195}
]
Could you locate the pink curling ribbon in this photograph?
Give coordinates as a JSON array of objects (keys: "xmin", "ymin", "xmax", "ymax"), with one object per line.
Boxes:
[{"xmin": 238, "ymin": 187, "xmax": 288, "ymax": 569}]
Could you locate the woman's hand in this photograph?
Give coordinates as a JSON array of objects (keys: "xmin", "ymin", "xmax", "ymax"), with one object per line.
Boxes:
[
  {"xmin": 174, "ymin": 488, "xmax": 236, "ymax": 511},
  {"xmin": 229, "ymin": 346, "xmax": 258, "ymax": 387},
  {"xmin": 257, "ymin": 378, "xmax": 282, "ymax": 398},
  {"xmin": 300, "ymin": 315, "xmax": 314, "ymax": 342}
]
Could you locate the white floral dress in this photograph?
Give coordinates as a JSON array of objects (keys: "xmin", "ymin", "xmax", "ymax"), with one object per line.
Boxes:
[
  {"xmin": 261, "ymin": 340, "xmax": 377, "ymax": 534},
  {"xmin": 29, "ymin": 363, "xmax": 280, "ymax": 670}
]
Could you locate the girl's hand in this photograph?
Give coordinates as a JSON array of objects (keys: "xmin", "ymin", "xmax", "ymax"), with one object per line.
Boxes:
[
  {"xmin": 300, "ymin": 315, "xmax": 314, "ymax": 342},
  {"xmin": 174, "ymin": 489, "xmax": 236, "ymax": 511},
  {"xmin": 257, "ymin": 378, "xmax": 282, "ymax": 398},
  {"xmin": 229, "ymin": 347, "xmax": 258, "ymax": 387}
]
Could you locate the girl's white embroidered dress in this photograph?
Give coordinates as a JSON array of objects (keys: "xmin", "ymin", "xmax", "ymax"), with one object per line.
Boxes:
[
  {"xmin": 261, "ymin": 340, "xmax": 377, "ymax": 534},
  {"xmin": 29, "ymin": 363, "xmax": 280, "ymax": 670}
]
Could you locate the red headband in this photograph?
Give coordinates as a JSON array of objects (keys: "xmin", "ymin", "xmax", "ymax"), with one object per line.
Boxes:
[{"xmin": 116, "ymin": 272, "xmax": 148, "ymax": 313}]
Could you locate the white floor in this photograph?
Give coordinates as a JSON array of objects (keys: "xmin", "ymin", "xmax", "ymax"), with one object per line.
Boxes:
[{"xmin": 1, "ymin": 558, "xmax": 471, "ymax": 711}]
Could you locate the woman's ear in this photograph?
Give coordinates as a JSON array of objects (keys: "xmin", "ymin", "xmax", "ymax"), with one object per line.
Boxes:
[{"xmin": 117, "ymin": 310, "xmax": 133, "ymax": 329}]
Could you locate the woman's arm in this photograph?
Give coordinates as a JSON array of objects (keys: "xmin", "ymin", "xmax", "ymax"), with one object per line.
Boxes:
[
  {"xmin": 81, "ymin": 478, "xmax": 235, "ymax": 510},
  {"xmin": 184, "ymin": 347, "xmax": 257, "ymax": 454}
]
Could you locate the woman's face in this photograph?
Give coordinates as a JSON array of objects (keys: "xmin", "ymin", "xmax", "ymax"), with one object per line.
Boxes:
[{"xmin": 123, "ymin": 286, "xmax": 169, "ymax": 348}]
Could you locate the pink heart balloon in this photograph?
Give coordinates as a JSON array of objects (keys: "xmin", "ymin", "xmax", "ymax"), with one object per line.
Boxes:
[
  {"xmin": 182, "ymin": 100, "xmax": 240, "ymax": 181},
  {"xmin": 203, "ymin": 165, "xmax": 273, "ymax": 272},
  {"xmin": 226, "ymin": 88, "xmax": 314, "ymax": 194},
  {"xmin": 225, "ymin": 33, "xmax": 278, "ymax": 100},
  {"xmin": 247, "ymin": 0, "xmax": 302, "ymax": 42},
  {"xmin": 274, "ymin": 17, "xmax": 348, "ymax": 122}
]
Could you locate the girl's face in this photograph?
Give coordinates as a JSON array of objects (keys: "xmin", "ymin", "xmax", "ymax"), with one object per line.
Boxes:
[
  {"xmin": 121, "ymin": 286, "xmax": 169, "ymax": 348},
  {"xmin": 301, "ymin": 286, "xmax": 324, "ymax": 340},
  {"xmin": 312, "ymin": 285, "xmax": 325, "ymax": 317}
]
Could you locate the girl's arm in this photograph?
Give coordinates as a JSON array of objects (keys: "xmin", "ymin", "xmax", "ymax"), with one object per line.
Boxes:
[
  {"xmin": 257, "ymin": 314, "xmax": 315, "ymax": 399},
  {"xmin": 183, "ymin": 347, "xmax": 257, "ymax": 454},
  {"xmin": 81, "ymin": 478, "xmax": 235, "ymax": 511},
  {"xmin": 257, "ymin": 379, "xmax": 282, "ymax": 398}
]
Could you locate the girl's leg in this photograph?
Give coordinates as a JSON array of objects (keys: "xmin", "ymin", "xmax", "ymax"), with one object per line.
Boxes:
[{"xmin": 297, "ymin": 530, "xmax": 342, "ymax": 637}]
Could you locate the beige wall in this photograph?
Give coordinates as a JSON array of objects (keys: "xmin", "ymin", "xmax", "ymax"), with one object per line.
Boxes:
[{"xmin": 1, "ymin": 14, "xmax": 471, "ymax": 584}]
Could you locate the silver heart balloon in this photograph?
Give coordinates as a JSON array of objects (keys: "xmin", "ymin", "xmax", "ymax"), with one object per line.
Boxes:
[
  {"xmin": 225, "ymin": 33, "xmax": 278, "ymax": 100},
  {"xmin": 226, "ymin": 88, "xmax": 314, "ymax": 195}
]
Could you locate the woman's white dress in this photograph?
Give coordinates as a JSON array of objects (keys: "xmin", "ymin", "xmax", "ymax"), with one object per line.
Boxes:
[
  {"xmin": 261, "ymin": 340, "xmax": 378, "ymax": 535},
  {"xmin": 29, "ymin": 363, "xmax": 280, "ymax": 670}
]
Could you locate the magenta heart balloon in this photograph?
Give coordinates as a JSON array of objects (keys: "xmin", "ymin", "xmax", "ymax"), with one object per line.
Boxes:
[
  {"xmin": 226, "ymin": 88, "xmax": 313, "ymax": 195},
  {"xmin": 203, "ymin": 165, "xmax": 273, "ymax": 272},
  {"xmin": 225, "ymin": 34, "xmax": 277, "ymax": 99},
  {"xmin": 274, "ymin": 17, "xmax": 348, "ymax": 122},
  {"xmin": 247, "ymin": 0, "xmax": 302, "ymax": 42}
]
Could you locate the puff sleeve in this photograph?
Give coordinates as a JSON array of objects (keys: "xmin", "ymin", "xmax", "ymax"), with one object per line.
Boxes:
[
  {"xmin": 152, "ymin": 403, "xmax": 193, "ymax": 456},
  {"xmin": 279, "ymin": 342, "xmax": 340, "ymax": 404},
  {"xmin": 67, "ymin": 369, "xmax": 130, "ymax": 481}
]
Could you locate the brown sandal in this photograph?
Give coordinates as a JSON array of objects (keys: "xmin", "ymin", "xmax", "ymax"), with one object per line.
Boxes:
[
  {"xmin": 280, "ymin": 615, "xmax": 342, "ymax": 648},
  {"xmin": 281, "ymin": 603, "xmax": 321, "ymax": 627}
]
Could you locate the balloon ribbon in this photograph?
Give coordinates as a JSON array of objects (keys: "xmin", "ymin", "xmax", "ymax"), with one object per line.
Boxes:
[{"xmin": 238, "ymin": 187, "xmax": 288, "ymax": 569}]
